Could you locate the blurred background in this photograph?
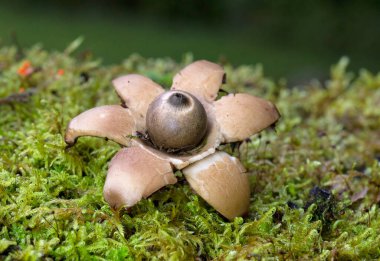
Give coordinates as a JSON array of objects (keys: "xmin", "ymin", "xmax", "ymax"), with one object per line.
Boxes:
[{"xmin": 1, "ymin": 0, "xmax": 379, "ymax": 83}]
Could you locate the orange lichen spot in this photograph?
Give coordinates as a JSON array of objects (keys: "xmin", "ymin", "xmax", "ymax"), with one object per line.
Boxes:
[
  {"xmin": 57, "ymin": 69, "xmax": 65, "ymax": 76},
  {"xmin": 18, "ymin": 87, "xmax": 26, "ymax": 93},
  {"xmin": 18, "ymin": 60, "xmax": 33, "ymax": 77}
]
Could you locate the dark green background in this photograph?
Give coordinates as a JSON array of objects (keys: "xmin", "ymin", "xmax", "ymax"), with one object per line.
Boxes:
[{"xmin": 1, "ymin": 0, "xmax": 379, "ymax": 82}]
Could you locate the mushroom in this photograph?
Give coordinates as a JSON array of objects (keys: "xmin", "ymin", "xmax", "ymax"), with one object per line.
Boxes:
[{"xmin": 65, "ymin": 60, "xmax": 280, "ymax": 220}]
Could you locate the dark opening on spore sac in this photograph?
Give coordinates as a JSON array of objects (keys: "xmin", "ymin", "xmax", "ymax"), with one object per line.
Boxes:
[{"xmin": 169, "ymin": 92, "xmax": 190, "ymax": 107}]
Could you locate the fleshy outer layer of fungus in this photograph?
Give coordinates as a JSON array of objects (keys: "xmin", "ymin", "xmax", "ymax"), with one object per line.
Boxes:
[
  {"xmin": 65, "ymin": 60, "xmax": 280, "ymax": 220},
  {"xmin": 182, "ymin": 151, "xmax": 250, "ymax": 220},
  {"xmin": 214, "ymin": 93, "xmax": 280, "ymax": 142},
  {"xmin": 65, "ymin": 105, "xmax": 135, "ymax": 147},
  {"xmin": 104, "ymin": 147, "xmax": 177, "ymax": 209}
]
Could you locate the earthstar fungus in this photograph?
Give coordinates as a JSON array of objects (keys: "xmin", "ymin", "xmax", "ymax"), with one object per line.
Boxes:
[{"xmin": 65, "ymin": 60, "xmax": 280, "ymax": 220}]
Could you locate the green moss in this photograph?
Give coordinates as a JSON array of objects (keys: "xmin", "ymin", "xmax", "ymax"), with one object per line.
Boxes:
[{"xmin": 1, "ymin": 40, "xmax": 380, "ymax": 260}]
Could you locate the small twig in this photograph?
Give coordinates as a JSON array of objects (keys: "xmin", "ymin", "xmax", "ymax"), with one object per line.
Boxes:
[
  {"xmin": 0, "ymin": 88, "xmax": 37, "ymax": 106},
  {"xmin": 11, "ymin": 31, "xmax": 24, "ymax": 60}
]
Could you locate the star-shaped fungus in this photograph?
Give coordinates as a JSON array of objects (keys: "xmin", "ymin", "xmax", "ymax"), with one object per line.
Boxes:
[{"xmin": 65, "ymin": 60, "xmax": 280, "ymax": 220}]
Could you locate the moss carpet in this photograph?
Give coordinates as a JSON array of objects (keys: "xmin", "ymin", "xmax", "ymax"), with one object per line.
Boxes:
[{"xmin": 1, "ymin": 41, "xmax": 380, "ymax": 260}]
